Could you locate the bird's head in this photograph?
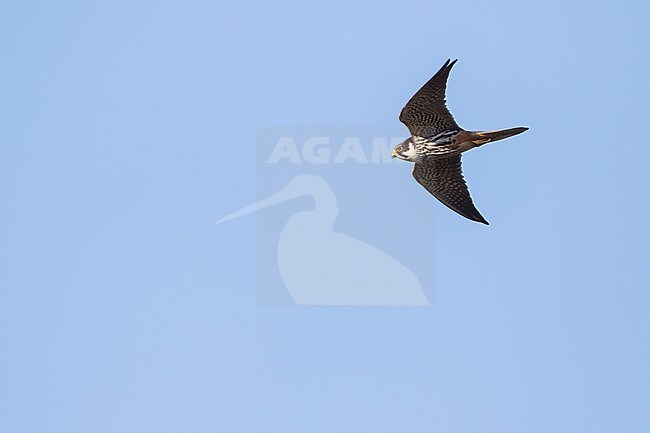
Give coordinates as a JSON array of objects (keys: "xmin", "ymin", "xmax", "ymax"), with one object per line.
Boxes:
[{"xmin": 391, "ymin": 138, "xmax": 422, "ymax": 163}]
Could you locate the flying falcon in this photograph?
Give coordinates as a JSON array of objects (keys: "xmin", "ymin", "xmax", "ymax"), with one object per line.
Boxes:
[{"xmin": 392, "ymin": 59, "xmax": 528, "ymax": 225}]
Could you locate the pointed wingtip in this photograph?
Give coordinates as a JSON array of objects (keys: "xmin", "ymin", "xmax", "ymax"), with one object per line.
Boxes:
[
  {"xmin": 462, "ymin": 211, "xmax": 489, "ymax": 225},
  {"xmin": 466, "ymin": 205, "xmax": 488, "ymax": 225},
  {"xmin": 442, "ymin": 58, "xmax": 457, "ymax": 68},
  {"xmin": 473, "ymin": 215, "xmax": 489, "ymax": 225},
  {"xmin": 446, "ymin": 59, "xmax": 459, "ymax": 74},
  {"xmin": 435, "ymin": 58, "xmax": 458, "ymax": 77}
]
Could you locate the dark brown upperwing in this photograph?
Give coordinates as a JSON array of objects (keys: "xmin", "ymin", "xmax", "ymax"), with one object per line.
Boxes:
[
  {"xmin": 399, "ymin": 59, "xmax": 460, "ymax": 138},
  {"xmin": 412, "ymin": 155, "xmax": 488, "ymax": 224}
]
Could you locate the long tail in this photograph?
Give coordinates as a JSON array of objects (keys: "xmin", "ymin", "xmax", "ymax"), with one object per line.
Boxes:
[{"xmin": 472, "ymin": 127, "xmax": 528, "ymax": 145}]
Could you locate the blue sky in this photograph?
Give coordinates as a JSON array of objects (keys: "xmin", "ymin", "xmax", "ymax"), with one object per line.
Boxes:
[{"xmin": 2, "ymin": 1, "xmax": 650, "ymax": 432}]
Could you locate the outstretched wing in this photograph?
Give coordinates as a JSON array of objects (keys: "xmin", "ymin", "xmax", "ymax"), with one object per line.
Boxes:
[
  {"xmin": 412, "ymin": 155, "xmax": 488, "ymax": 224},
  {"xmin": 400, "ymin": 59, "xmax": 460, "ymax": 138}
]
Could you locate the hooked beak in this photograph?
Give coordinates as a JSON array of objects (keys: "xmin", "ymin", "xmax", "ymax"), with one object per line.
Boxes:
[{"xmin": 391, "ymin": 148, "xmax": 398, "ymax": 159}]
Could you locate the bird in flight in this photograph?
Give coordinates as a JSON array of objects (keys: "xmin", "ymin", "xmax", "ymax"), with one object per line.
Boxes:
[{"xmin": 392, "ymin": 59, "xmax": 528, "ymax": 225}]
